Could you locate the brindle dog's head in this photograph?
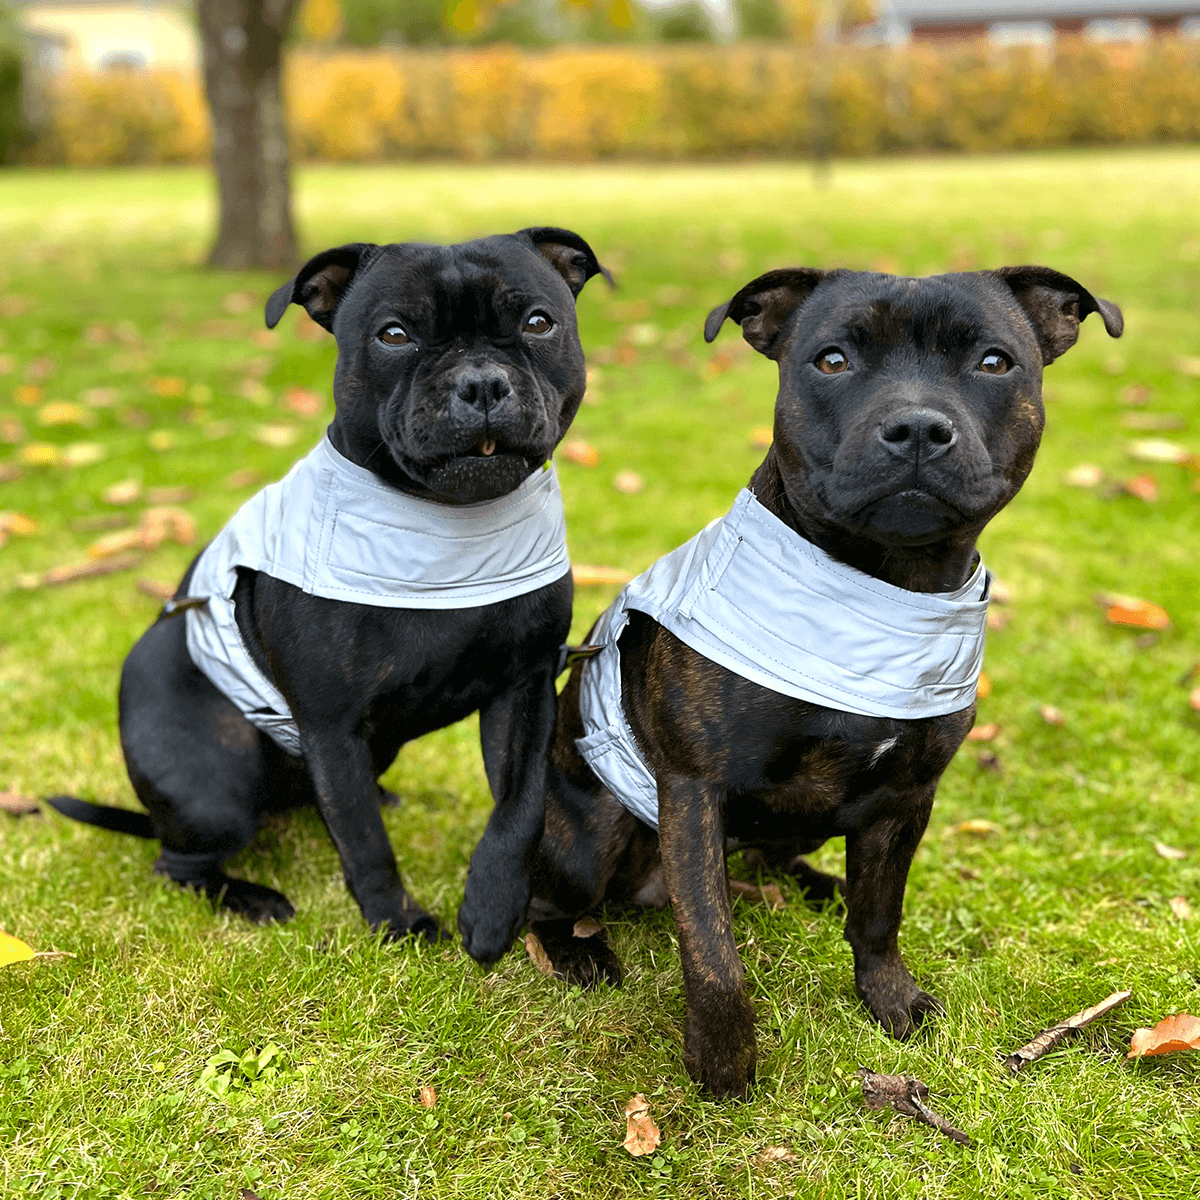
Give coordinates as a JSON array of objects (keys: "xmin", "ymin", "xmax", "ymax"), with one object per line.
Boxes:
[
  {"xmin": 266, "ymin": 229, "xmax": 609, "ymax": 504},
  {"xmin": 706, "ymin": 267, "xmax": 1122, "ymax": 565}
]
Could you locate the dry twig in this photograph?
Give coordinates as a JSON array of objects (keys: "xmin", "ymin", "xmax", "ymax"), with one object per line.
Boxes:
[{"xmin": 859, "ymin": 1069, "xmax": 971, "ymax": 1146}]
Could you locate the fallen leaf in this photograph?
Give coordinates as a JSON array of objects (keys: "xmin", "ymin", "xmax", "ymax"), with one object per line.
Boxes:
[
  {"xmin": 240, "ymin": 379, "xmax": 271, "ymax": 405},
  {"xmin": 1169, "ymin": 896, "xmax": 1191, "ymax": 920},
  {"xmin": 1127, "ymin": 439, "xmax": 1190, "ymax": 464},
  {"xmin": 147, "ymin": 431, "xmax": 175, "ymax": 452},
  {"xmin": 572, "ymin": 564, "xmax": 632, "ymax": 586},
  {"xmin": 283, "ymin": 386, "xmax": 323, "ymax": 417},
  {"xmin": 149, "ymin": 376, "xmax": 187, "ymax": 398},
  {"xmin": 976, "ymin": 670, "xmax": 991, "ymax": 698},
  {"xmin": 1098, "ymin": 595, "xmax": 1171, "ymax": 630},
  {"xmin": 0, "ymin": 464, "xmax": 21, "ymax": 483},
  {"xmin": 1003, "ymin": 989, "xmax": 1132, "ymax": 1072},
  {"xmin": 622, "ymin": 1094, "xmax": 661, "ymax": 1157},
  {"xmin": 1064, "ymin": 463, "xmax": 1103, "ymax": 487},
  {"xmin": 102, "ymin": 479, "xmax": 142, "ymax": 505},
  {"xmin": 0, "ymin": 417, "xmax": 23, "ymax": 444},
  {"xmin": 250, "ymin": 329, "xmax": 278, "ymax": 348},
  {"xmin": 729, "ymin": 878, "xmax": 786, "ymax": 909},
  {"xmin": 624, "ymin": 322, "xmax": 660, "ymax": 347},
  {"xmin": 956, "ymin": 818, "xmax": 1002, "ymax": 835},
  {"xmin": 0, "ymin": 791, "xmax": 39, "ymax": 816},
  {"xmin": 82, "ymin": 386, "xmax": 119, "ymax": 408},
  {"xmin": 978, "ymin": 751, "xmax": 1003, "ymax": 774},
  {"xmin": 757, "ymin": 1145, "xmax": 799, "ymax": 1164},
  {"xmin": 1154, "ymin": 840, "xmax": 1187, "ymax": 860},
  {"xmin": 254, "ymin": 424, "xmax": 299, "ymax": 449},
  {"xmin": 0, "ymin": 930, "xmax": 35, "ymax": 966},
  {"xmin": 14, "ymin": 384, "xmax": 42, "ymax": 406},
  {"xmin": 1122, "ymin": 414, "xmax": 1185, "ymax": 432},
  {"xmin": 0, "ymin": 295, "xmax": 31, "ymax": 317},
  {"xmin": 749, "ymin": 426, "xmax": 773, "ymax": 450},
  {"xmin": 18, "ymin": 442, "xmax": 60, "ymax": 467},
  {"xmin": 1120, "ymin": 384, "xmax": 1153, "ymax": 405},
  {"xmin": 1122, "ymin": 474, "xmax": 1159, "ymax": 502},
  {"xmin": 226, "ymin": 468, "xmax": 261, "ymax": 489},
  {"xmin": 0, "ymin": 511, "xmax": 38, "ymax": 536},
  {"xmin": 141, "ymin": 506, "xmax": 196, "ymax": 546},
  {"xmin": 989, "ymin": 579, "xmax": 1012, "ymax": 604},
  {"xmin": 612, "ymin": 470, "xmax": 644, "ymax": 494},
  {"xmin": 1128, "ymin": 1013, "xmax": 1200, "ymax": 1058},
  {"xmin": 146, "ymin": 486, "xmax": 193, "ymax": 504},
  {"xmin": 87, "ymin": 529, "xmax": 148, "ymax": 559},
  {"xmin": 223, "ymin": 290, "xmax": 256, "ymax": 315},
  {"xmin": 138, "ymin": 579, "xmax": 176, "ymax": 602},
  {"xmin": 62, "ymin": 442, "xmax": 105, "ymax": 467},
  {"xmin": 1039, "ymin": 704, "xmax": 1065, "ymax": 725},
  {"xmin": 1173, "ymin": 355, "xmax": 1200, "ymax": 378},
  {"xmin": 524, "ymin": 931, "xmax": 557, "ymax": 978},
  {"xmin": 38, "ymin": 402, "xmax": 91, "ymax": 427},
  {"xmin": 573, "ymin": 915, "xmax": 604, "ymax": 939},
  {"xmin": 118, "ymin": 406, "xmax": 151, "ymax": 427},
  {"xmin": 1189, "ymin": 687, "xmax": 1200, "ymax": 712},
  {"xmin": 419, "ymin": 1085, "xmax": 437, "ymax": 1109},
  {"xmin": 966, "ymin": 722, "xmax": 998, "ymax": 742},
  {"xmin": 986, "ymin": 609, "xmax": 1010, "ymax": 631},
  {"xmin": 561, "ymin": 440, "xmax": 600, "ymax": 467}
]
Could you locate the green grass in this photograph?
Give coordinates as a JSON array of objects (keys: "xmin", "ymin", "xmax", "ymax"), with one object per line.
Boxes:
[{"xmin": 3, "ymin": 149, "xmax": 1200, "ymax": 1198}]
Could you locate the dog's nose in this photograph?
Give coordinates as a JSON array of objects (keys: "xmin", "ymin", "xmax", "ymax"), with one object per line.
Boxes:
[
  {"xmin": 453, "ymin": 368, "xmax": 513, "ymax": 412},
  {"xmin": 878, "ymin": 408, "xmax": 957, "ymax": 460}
]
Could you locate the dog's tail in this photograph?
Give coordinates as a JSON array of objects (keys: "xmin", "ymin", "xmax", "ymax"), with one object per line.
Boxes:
[{"xmin": 44, "ymin": 795, "xmax": 155, "ymax": 839}]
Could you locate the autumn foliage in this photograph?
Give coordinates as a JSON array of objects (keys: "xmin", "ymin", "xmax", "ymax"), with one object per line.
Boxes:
[{"xmin": 24, "ymin": 37, "xmax": 1200, "ymax": 167}]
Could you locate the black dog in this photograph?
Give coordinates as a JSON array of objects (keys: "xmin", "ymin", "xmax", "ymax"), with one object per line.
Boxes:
[
  {"xmin": 49, "ymin": 227, "xmax": 606, "ymax": 967},
  {"xmin": 526, "ymin": 265, "xmax": 1122, "ymax": 1096}
]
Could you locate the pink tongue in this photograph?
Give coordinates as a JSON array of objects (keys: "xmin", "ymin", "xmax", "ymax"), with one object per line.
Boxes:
[{"xmin": 480, "ymin": 439, "xmax": 496, "ymax": 456}]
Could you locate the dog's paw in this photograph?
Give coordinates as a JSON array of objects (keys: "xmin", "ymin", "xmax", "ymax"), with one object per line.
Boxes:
[
  {"xmin": 857, "ymin": 961, "xmax": 944, "ymax": 1039},
  {"xmin": 683, "ymin": 992, "xmax": 758, "ymax": 1100},
  {"xmin": 458, "ymin": 871, "xmax": 528, "ymax": 967},
  {"xmin": 213, "ymin": 877, "xmax": 296, "ymax": 924},
  {"xmin": 528, "ymin": 919, "xmax": 623, "ymax": 988},
  {"xmin": 376, "ymin": 911, "xmax": 454, "ymax": 945}
]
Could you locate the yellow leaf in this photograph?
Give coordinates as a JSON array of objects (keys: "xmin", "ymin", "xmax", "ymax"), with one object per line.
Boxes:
[
  {"xmin": 103, "ymin": 479, "xmax": 142, "ymax": 505},
  {"xmin": 255, "ymin": 424, "xmax": 299, "ymax": 449},
  {"xmin": 966, "ymin": 722, "xmax": 998, "ymax": 742},
  {"xmin": 0, "ymin": 930, "xmax": 36, "ymax": 967},
  {"xmin": 19, "ymin": 442, "xmax": 60, "ymax": 467},
  {"xmin": 572, "ymin": 564, "xmax": 632, "ymax": 586},
  {"xmin": 419, "ymin": 1085, "xmax": 437, "ymax": 1109},
  {"xmin": 1127, "ymin": 439, "xmax": 1190, "ymax": 464},
  {"xmin": 524, "ymin": 931, "xmax": 556, "ymax": 978},
  {"xmin": 955, "ymin": 819, "xmax": 1002, "ymax": 836},
  {"xmin": 63, "ymin": 442, "xmax": 105, "ymax": 467},
  {"xmin": 561, "ymin": 440, "xmax": 600, "ymax": 467}
]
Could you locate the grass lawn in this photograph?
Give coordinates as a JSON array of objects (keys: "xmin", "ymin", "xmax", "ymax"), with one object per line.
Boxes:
[{"xmin": 2, "ymin": 149, "xmax": 1200, "ymax": 1198}]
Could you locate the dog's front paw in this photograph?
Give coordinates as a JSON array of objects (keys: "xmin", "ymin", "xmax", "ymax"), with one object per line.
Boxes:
[
  {"xmin": 857, "ymin": 960, "xmax": 943, "ymax": 1039},
  {"xmin": 458, "ymin": 872, "xmax": 528, "ymax": 967},
  {"xmin": 683, "ymin": 993, "xmax": 757, "ymax": 1100}
]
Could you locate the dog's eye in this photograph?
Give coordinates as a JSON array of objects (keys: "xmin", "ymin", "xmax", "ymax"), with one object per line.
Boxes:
[
  {"xmin": 379, "ymin": 325, "xmax": 409, "ymax": 346},
  {"xmin": 815, "ymin": 348, "xmax": 849, "ymax": 375},
  {"xmin": 979, "ymin": 351, "xmax": 1011, "ymax": 375},
  {"xmin": 522, "ymin": 312, "xmax": 554, "ymax": 336}
]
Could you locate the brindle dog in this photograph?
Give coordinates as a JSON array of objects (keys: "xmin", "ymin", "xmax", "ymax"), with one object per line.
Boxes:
[{"xmin": 526, "ymin": 265, "xmax": 1122, "ymax": 1097}]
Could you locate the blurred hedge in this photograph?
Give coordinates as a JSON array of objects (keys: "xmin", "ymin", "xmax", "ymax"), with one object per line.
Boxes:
[{"xmin": 24, "ymin": 38, "xmax": 1200, "ymax": 166}]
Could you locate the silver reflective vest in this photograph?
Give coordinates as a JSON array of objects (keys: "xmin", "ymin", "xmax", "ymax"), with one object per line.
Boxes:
[
  {"xmin": 576, "ymin": 488, "xmax": 989, "ymax": 829},
  {"xmin": 185, "ymin": 436, "xmax": 570, "ymax": 756}
]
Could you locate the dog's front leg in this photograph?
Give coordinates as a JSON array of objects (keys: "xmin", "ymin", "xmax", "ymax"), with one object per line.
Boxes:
[
  {"xmin": 303, "ymin": 728, "xmax": 448, "ymax": 942},
  {"xmin": 843, "ymin": 785, "xmax": 941, "ymax": 1038},
  {"xmin": 459, "ymin": 662, "xmax": 558, "ymax": 966},
  {"xmin": 660, "ymin": 772, "xmax": 757, "ymax": 1099}
]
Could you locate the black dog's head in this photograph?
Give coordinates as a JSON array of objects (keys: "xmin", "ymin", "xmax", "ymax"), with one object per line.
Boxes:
[
  {"xmin": 266, "ymin": 228, "xmax": 609, "ymax": 504},
  {"xmin": 706, "ymin": 266, "xmax": 1122, "ymax": 558}
]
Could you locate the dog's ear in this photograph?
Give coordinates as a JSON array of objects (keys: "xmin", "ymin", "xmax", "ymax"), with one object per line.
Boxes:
[
  {"xmin": 704, "ymin": 268, "xmax": 828, "ymax": 359},
  {"xmin": 993, "ymin": 266, "xmax": 1123, "ymax": 364},
  {"xmin": 519, "ymin": 227, "xmax": 613, "ymax": 298},
  {"xmin": 264, "ymin": 243, "xmax": 379, "ymax": 331}
]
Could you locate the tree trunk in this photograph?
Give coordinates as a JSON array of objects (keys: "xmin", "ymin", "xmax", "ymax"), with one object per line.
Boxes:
[{"xmin": 198, "ymin": 0, "xmax": 301, "ymax": 270}]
